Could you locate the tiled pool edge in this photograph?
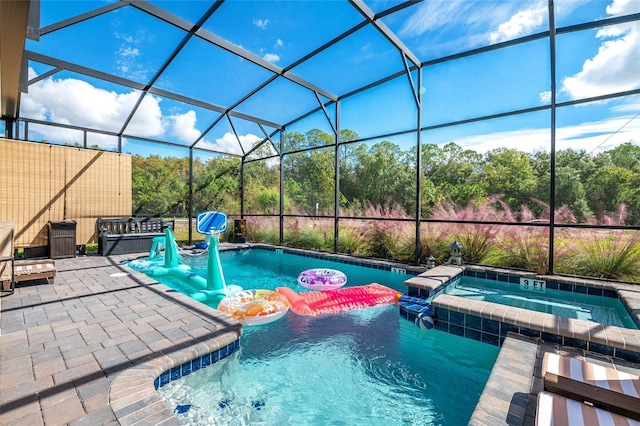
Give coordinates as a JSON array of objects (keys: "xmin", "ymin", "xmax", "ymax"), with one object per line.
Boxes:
[
  {"xmin": 109, "ymin": 331, "xmax": 241, "ymax": 425},
  {"xmin": 469, "ymin": 333, "xmax": 538, "ymax": 426},
  {"xmin": 404, "ymin": 265, "xmax": 640, "ymax": 363},
  {"xmin": 239, "ymin": 243, "xmax": 425, "ymax": 275}
]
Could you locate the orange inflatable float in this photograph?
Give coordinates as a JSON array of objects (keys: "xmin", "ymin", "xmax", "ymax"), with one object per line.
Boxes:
[
  {"xmin": 218, "ymin": 289, "xmax": 290, "ymax": 326},
  {"xmin": 277, "ymin": 283, "xmax": 401, "ymax": 317}
]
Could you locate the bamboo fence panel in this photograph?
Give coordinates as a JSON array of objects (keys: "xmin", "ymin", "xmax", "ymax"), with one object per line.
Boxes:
[{"xmin": 0, "ymin": 138, "xmax": 131, "ymax": 248}]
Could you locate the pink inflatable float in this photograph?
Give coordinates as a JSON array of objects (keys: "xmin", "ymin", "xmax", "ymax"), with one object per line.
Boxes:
[{"xmin": 277, "ymin": 283, "xmax": 401, "ymax": 317}]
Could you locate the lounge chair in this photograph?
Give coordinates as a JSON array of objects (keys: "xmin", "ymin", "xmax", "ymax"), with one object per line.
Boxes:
[
  {"xmin": 541, "ymin": 352, "xmax": 640, "ymax": 421},
  {"xmin": 0, "ymin": 220, "xmax": 15, "ymax": 295},
  {"xmin": 536, "ymin": 391, "xmax": 640, "ymax": 425}
]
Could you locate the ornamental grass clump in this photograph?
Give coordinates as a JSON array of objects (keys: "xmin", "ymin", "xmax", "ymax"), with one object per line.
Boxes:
[
  {"xmin": 360, "ymin": 202, "xmax": 414, "ymax": 261},
  {"xmin": 493, "ymin": 226, "xmax": 549, "ymax": 271},
  {"xmin": 337, "ymin": 225, "xmax": 367, "ymax": 255},
  {"xmin": 554, "ymin": 205, "xmax": 640, "ymax": 282},
  {"xmin": 429, "ymin": 198, "xmax": 505, "ymax": 264},
  {"xmin": 560, "ymin": 230, "xmax": 640, "ymax": 281},
  {"xmin": 246, "ymin": 216, "xmax": 279, "ymax": 244},
  {"xmin": 419, "ymin": 223, "xmax": 454, "ymax": 264},
  {"xmin": 284, "ymin": 217, "xmax": 330, "ymax": 251}
]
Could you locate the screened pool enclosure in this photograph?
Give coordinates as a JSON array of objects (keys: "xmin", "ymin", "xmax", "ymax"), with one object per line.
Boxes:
[{"xmin": 1, "ymin": 0, "xmax": 639, "ymax": 280}]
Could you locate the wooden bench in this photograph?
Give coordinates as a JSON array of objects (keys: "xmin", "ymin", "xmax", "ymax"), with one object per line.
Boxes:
[
  {"xmin": 98, "ymin": 217, "xmax": 174, "ymax": 256},
  {"xmin": 1, "ymin": 259, "xmax": 56, "ymax": 290}
]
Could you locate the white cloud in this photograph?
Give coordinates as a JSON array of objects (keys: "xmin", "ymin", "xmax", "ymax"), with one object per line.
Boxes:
[
  {"xmin": 488, "ymin": 4, "xmax": 546, "ymax": 44},
  {"xmin": 168, "ymin": 110, "xmax": 201, "ymax": 143},
  {"xmin": 113, "ymin": 30, "xmax": 152, "ymax": 81},
  {"xmin": 253, "ymin": 19, "xmax": 269, "ymax": 29},
  {"xmin": 20, "ymin": 69, "xmax": 165, "ymax": 148},
  {"xmin": 197, "ymin": 132, "xmax": 261, "ymax": 155},
  {"xmin": 275, "ymin": 39, "xmax": 283, "ymax": 48},
  {"xmin": 263, "ymin": 53, "xmax": 280, "ymax": 63},
  {"xmin": 606, "ymin": 0, "xmax": 640, "ymax": 15},
  {"xmin": 450, "ymin": 113, "xmax": 639, "ymax": 155},
  {"xmin": 539, "ymin": 91, "xmax": 552, "ymax": 104},
  {"xmin": 400, "ymin": 0, "xmax": 473, "ymax": 36},
  {"xmin": 560, "ymin": 22, "xmax": 640, "ymax": 100}
]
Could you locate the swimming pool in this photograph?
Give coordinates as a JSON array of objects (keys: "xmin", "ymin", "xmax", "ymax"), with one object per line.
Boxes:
[
  {"xmin": 131, "ymin": 248, "xmax": 500, "ymax": 425},
  {"xmin": 441, "ymin": 275, "xmax": 637, "ymax": 329}
]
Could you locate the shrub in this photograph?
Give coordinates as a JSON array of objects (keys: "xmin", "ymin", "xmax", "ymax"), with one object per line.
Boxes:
[
  {"xmin": 492, "ymin": 227, "xmax": 549, "ymax": 271},
  {"xmin": 419, "ymin": 224, "xmax": 454, "ymax": 265},
  {"xmin": 337, "ymin": 226, "xmax": 366, "ymax": 254},
  {"xmin": 246, "ymin": 216, "xmax": 280, "ymax": 244},
  {"xmin": 454, "ymin": 224, "xmax": 498, "ymax": 264},
  {"xmin": 558, "ymin": 230, "xmax": 640, "ymax": 281}
]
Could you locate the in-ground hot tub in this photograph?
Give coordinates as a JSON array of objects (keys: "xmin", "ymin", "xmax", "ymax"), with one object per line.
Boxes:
[{"xmin": 402, "ymin": 264, "xmax": 640, "ymax": 363}]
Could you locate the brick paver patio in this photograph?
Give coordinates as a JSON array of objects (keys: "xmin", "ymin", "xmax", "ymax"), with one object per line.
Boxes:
[{"xmin": 0, "ymin": 254, "xmax": 241, "ymax": 425}]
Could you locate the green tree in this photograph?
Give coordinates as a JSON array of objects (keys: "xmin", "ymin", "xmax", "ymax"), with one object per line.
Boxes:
[{"xmin": 481, "ymin": 148, "xmax": 537, "ymax": 210}]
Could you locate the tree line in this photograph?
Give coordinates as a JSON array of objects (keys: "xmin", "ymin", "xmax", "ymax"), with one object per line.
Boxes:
[{"xmin": 131, "ymin": 128, "xmax": 640, "ymax": 226}]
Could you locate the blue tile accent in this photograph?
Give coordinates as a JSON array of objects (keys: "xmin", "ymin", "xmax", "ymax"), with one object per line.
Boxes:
[
  {"xmin": 466, "ymin": 314, "xmax": 482, "ymax": 331},
  {"xmin": 449, "ymin": 311, "xmax": 464, "ymax": 326},
  {"xmin": 486, "ymin": 272, "xmax": 497, "ymax": 281},
  {"xmin": 500, "ymin": 322, "xmax": 519, "ymax": 337},
  {"xmin": 575, "ymin": 285, "xmax": 587, "ymax": 294},
  {"xmin": 449, "ymin": 324, "xmax": 464, "ymax": 336},
  {"xmin": 192, "ymin": 357, "xmax": 201, "ymax": 372},
  {"xmin": 519, "ymin": 328, "xmax": 541, "ymax": 339},
  {"xmin": 155, "ymin": 339, "xmax": 242, "ymax": 389},
  {"xmin": 541, "ymin": 332, "xmax": 562, "ymax": 344},
  {"xmin": 434, "ymin": 307, "xmax": 449, "ymax": 322},
  {"xmin": 587, "ymin": 287, "xmax": 603, "ymax": 297},
  {"xmin": 170, "ymin": 366, "xmax": 181, "ymax": 381},
  {"xmin": 508, "ymin": 275, "xmax": 519, "ymax": 284},
  {"xmin": 546, "ymin": 281, "xmax": 558, "ymax": 290},
  {"xmin": 435, "ymin": 320, "xmax": 448, "ymax": 332},
  {"xmin": 160, "ymin": 371, "xmax": 170, "ymax": 387},
  {"xmin": 588, "ymin": 342, "xmax": 614, "ymax": 356},
  {"xmin": 465, "ymin": 328, "xmax": 481, "ymax": 341},
  {"xmin": 603, "ymin": 289, "xmax": 617, "ymax": 299},
  {"xmin": 482, "ymin": 318, "xmax": 500, "ymax": 334},
  {"xmin": 481, "ymin": 332, "xmax": 500, "ymax": 346},
  {"xmin": 201, "ymin": 353, "xmax": 211, "ymax": 367},
  {"xmin": 614, "ymin": 348, "xmax": 640, "ymax": 363},
  {"xmin": 562, "ymin": 337, "xmax": 587, "ymax": 350},
  {"xmin": 559, "ymin": 283, "xmax": 574, "ymax": 292}
]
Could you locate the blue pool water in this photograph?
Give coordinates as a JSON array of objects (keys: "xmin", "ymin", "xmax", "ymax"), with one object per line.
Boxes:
[
  {"xmin": 443, "ymin": 276, "xmax": 637, "ymax": 329},
  {"xmin": 132, "ymin": 248, "xmax": 500, "ymax": 425}
]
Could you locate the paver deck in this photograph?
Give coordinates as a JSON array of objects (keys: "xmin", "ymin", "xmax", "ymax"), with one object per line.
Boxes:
[{"xmin": 0, "ymin": 253, "xmax": 241, "ymax": 425}]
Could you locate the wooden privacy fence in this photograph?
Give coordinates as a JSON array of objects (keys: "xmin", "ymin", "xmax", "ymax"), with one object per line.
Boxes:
[{"xmin": 0, "ymin": 138, "xmax": 132, "ymax": 249}]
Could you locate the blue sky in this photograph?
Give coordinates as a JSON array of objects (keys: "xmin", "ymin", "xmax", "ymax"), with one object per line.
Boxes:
[{"xmin": 19, "ymin": 0, "xmax": 640, "ymax": 159}]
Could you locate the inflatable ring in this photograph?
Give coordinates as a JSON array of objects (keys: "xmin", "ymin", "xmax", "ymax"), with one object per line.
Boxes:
[
  {"xmin": 297, "ymin": 268, "xmax": 347, "ymax": 291},
  {"xmin": 218, "ymin": 289, "xmax": 290, "ymax": 326}
]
